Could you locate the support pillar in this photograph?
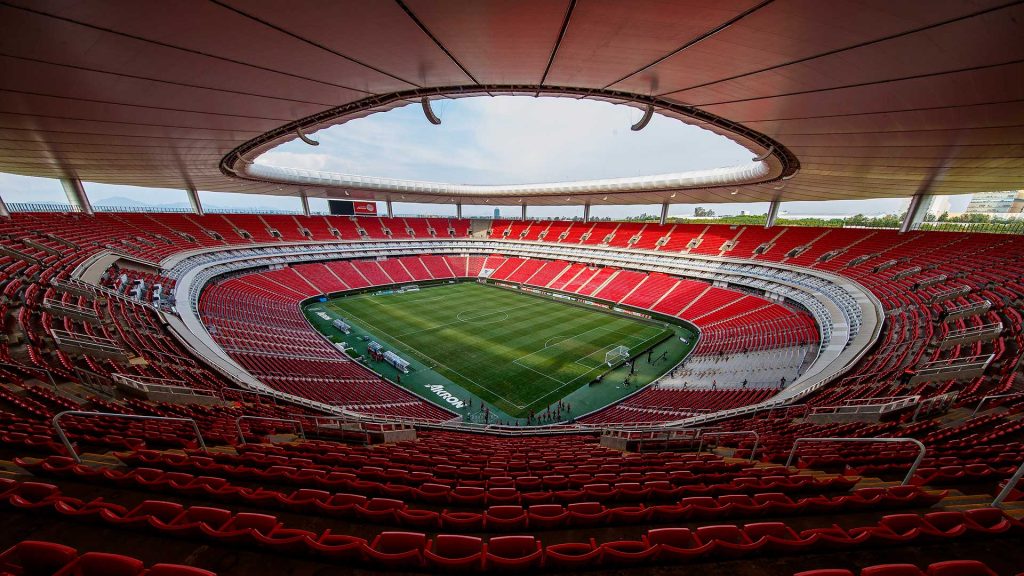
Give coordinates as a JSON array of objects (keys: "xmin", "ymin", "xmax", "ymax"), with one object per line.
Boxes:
[
  {"xmin": 765, "ymin": 200, "xmax": 781, "ymax": 228},
  {"xmin": 456, "ymin": 201, "xmax": 462, "ymax": 219},
  {"xmin": 386, "ymin": 200, "xmax": 393, "ymax": 218},
  {"xmin": 521, "ymin": 203, "xmax": 527, "ymax": 221},
  {"xmin": 61, "ymin": 178, "xmax": 93, "ymax": 215},
  {"xmin": 900, "ymin": 193, "xmax": 932, "ymax": 234},
  {"xmin": 659, "ymin": 202, "xmax": 669, "ymax": 226},
  {"xmin": 0, "ymin": 194, "xmax": 10, "ymax": 218},
  {"xmin": 583, "ymin": 202, "xmax": 591, "ymax": 223},
  {"xmin": 186, "ymin": 186, "xmax": 204, "ymax": 216},
  {"xmin": 300, "ymin": 192, "xmax": 310, "ymax": 217}
]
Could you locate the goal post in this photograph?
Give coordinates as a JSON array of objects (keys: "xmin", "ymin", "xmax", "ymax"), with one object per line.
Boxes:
[{"xmin": 605, "ymin": 345, "xmax": 630, "ymax": 367}]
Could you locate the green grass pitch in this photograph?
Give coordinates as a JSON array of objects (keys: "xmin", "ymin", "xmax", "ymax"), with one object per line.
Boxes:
[{"xmin": 316, "ymin": 282, "xmax": 678, "ymax": 417}]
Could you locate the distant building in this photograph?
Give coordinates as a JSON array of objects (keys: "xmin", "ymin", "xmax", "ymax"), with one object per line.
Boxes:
[
  {"xmin": 965, "ymin": 191, "xmax": 1024, "ymax": 215},
  {"xmin": 493, "ymin": 208, "xmax": 500, "ymax": 218}
]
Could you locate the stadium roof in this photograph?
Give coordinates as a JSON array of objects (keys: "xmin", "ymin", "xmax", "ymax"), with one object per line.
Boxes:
[{"xmin": 0, "ymin": 0, "xmax": 1022, "ymax": 206}]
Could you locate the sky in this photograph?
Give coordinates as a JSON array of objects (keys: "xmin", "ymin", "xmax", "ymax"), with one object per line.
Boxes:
[{"xmin": 0, "ymin": 96, "xmax": 975, "ymax": 218}]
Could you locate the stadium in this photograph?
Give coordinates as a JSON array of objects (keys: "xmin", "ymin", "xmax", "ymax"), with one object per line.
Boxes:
[{"xmin": 0, "ymin": 1, "xmax": 1022, "ymax": 575}]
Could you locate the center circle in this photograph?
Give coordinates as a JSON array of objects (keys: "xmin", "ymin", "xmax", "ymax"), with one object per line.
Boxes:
[{"xmin": 457, "ymin": 310, "xmax": 509, "ymax": 324}]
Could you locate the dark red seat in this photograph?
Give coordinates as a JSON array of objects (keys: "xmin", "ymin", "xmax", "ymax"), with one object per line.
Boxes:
[
  {"xmin": 484, "ymin": 506, "xmax": 528, "ymax": 531},
  {"xmin": 0, "ymin": 540, "xmax": 78, "ymax": 575},
  {"xmin": 599, "ymin": 540, "xmax": 656, "ymax": 567},
  {"xmin": 306, "ymin": 531, "xmax": 366, "ymax": 561},
  {"xmin": 926, "ymin": 560, "xmax": 998, "ymax": 576},
  {"xmin": 860, "ymin": 565, "xmax": 926, "ymax": 576},
  {"xmin": 151, "ymin": 506, "xmax": 232, "ymax": 538},
  {"xmin": 485, "ymin": 535, "xmax": 542, "ymax": 571},
  {"xmin": 363, "ymin": 531, "xmax": 426, "ymax": 569},
  {"xmin": 53, "ymin": 552, "xmax": 144, "ymax": 576},
  {"xmin": 696, "ymin": 524, "xmax": 761, "ymax": 557},
  {"xmin": 644, "ymin": 527, "xmax": 713, "ymax": 561},
  {"xmin": 423, "ymin": 534, "xmax": 483, "ymax": 571},
  {"xmin": 543, "ymin": 540, "xmax": 602, "ymax": 569},
  {"xmin": 441, "ymin": 510, "xmax": 485, "ymax": 531},
  {"xmin": 744, "ymin": 522, "xmax": 817, "ymax": 553},
  {"xmin": 526, "ymin": 504, "xmax": 567, "ymax": 529},
  {"xmin": 566, "ymin": 501, "xmax": 607, "ymax": 527},
  {"xmin": 100, "ymin": 500, "xmax": 184, "ymax": 528}
]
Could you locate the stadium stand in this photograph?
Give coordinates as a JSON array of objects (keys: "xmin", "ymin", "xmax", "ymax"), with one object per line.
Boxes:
[{"xmin": 1, "ymin": 212, "xmax": 1023, "ymax": 576}]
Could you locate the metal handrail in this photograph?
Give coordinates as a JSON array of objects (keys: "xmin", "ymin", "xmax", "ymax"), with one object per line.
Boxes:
[
  {"xmin": 697, "ymin": 430, "xmax": 760, "ymax": 462},
  {"xmin": 53, "ymin": 410, "xmax": 207, "ymax": 463},
  {"xmin": 972, "ymin": 393, "xmax": 1024, "ymax": 417},
  {"xmin": 992, "ymin": 461, "xmax": 1024, "ymax": 508},
  {"xmin": 785, "ymin": 437, "xmax": 926, "ymax": 486},
  {"xmin": 235, "ymin": 416, "xmax": 305, "ymax": 445}
]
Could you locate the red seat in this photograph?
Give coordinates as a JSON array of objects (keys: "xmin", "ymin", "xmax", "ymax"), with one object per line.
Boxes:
[
  {"xmin": 355, "ymin": 498, "xmax": 405, "ymax": 524},
  {"xmin": 423, "ymin": 534, "xmax": 483, "ymax": 571},
  {"xmin": 306, "ymin": 531, "xmax": 366, "ymax": 561},
  {"xmin": 644, "ymin": 527, "xmax": 713, "ymax": 561},
  {"xmin": 599, "ymin": 540, "xmax": 656, "ymax": 566},
  {"xmin": 926, "ymin": 560, "xmax": 998, "ymax": 576},
  {"xmin": 151, "ymin": 507, "xmax": 232, "ymax": 538},
  {"xmin": 485, "ymin": 536, "xmax": 542, "ymax": 571},
  {"xmin": 696, "ymin": 525, "xmax": 760, "ymax": 557},
  {"xmin": 543, "ymin": 540, "xmax": 602, "ymax": 569},
  {"xmin": 145, "ymin": 565, "xmax": 217, "ymax": 576},
  {"xmin": 363, "ymin": 531, "xmax": 426, "ymax": 569},
  {"xmin": 441, "ymin": 510, "xmax": 485, "ymax": 531},
  {"xmin": 744, "ymin": 522, "xmax": 817, "ymax": 552},
  {"xmin": 526, "ymin": 504, "xmax": 567, "ymax": 529},
  {"xmin": 53, "ymin": 552, "xmax": 144, "ymax": 576},
  {"xmin": 0, "ymin": 540, "xmax": 78, "ymax": 575},
  {"xmin": 566, "ymin": 501, "xmax": 607, "ymax": 526},
  {"xmin": 100, "ymin": 500, "xmax": 184, "ymax": 528},
  {"xmin": 484, "ymin": 506, "xmax": 528, "ymax": 531},
  {"xmin": 861, "ymin": 565, "xmax": 926, "ymax": 576}
]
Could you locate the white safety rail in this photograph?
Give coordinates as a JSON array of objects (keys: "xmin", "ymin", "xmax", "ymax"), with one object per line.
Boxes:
[
  {"xmin": 112, "ymin": 374, "xmax": 217, "ymax": 400},
  {"xmin": 972, "ymin": 393, "xmax": 1024, "ymax": 417},
  {"xmin": 235, "ymin": 416, "xmax": 306, "ymax": 445},
  {"xmin": 808, "ymin": 396, "xmax": 920, "ymax": 417},
  {"xmin": 66, "ymin": 237, "xmax": 883, "ymax": 434},
  {"xmin": 785, "ymin": 437, "xmax": 926, "ymax": 486},
  {"xmin": 993, "ymin": 461, "xmax": 1024, "ymax": 508},
  {"xmin": 53, "ymin": 411, "xmax": 207, "ymax": 463},
  {"xmin": 697, "ymin": 430, "xmax": 760, "ymax": 462}
]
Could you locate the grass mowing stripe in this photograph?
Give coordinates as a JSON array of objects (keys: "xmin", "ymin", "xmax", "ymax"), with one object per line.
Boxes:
[{"xmin": 319, "ymin": 282, "xmax": 685, "ymax": 416}]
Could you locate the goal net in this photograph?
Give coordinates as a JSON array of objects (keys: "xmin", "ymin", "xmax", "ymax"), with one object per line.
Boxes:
[{"xmin": 605, "ymin": 345, "xmax": 630, "ymax": 367}]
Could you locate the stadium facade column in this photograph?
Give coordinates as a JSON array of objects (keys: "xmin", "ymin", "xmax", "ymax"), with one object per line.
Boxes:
[
  {"xmin": 60, "ymin": 178, "xmax": 93, "ymax": 215},
  {"xmin": 583, "ymin": 202, "xmax": 591, "ymax": 222},
  {"xmin": 660, "ymin": 202, "xmax": 669, "ymax": 226},
  {"xmin": 300, "ymin": 192, "xmax": 310, "ymax": 217},
  {"xmin": 900, "ymin": 193, "xmax": 933, "ymax": 233},
  {"xmin": 186, "ymin": 186, "xmax": 204, "ymax": 216},
  {"xmin": 0, "ymin": 194, "xmax": 9, "ymax": 217},
  {"xmin": 386, "ymin": 200, "xmax": 394, "ymax": 218},
  {"xmin": 765, "ymin": 200, "xmax": 781, "ymax": 228},
  {"xmin": 521, "ymin": 203, "xmax": 527, "ymax": 221}
]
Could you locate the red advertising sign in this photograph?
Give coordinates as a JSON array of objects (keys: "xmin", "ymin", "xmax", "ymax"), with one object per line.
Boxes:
[{"xmin": 353, "ymin": 201, "xmax": 377, "ymax": 216}]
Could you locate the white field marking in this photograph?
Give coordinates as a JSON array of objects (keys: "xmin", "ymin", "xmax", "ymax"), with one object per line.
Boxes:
[
  {"xmin": 337, "ymin": 304, "xmax": 530, "ymax": 409},
  {"xmin": 574, "ymin": 343, "xmax": 624, "ymax": 369},
  {"xmin": 518, "ymin": 330, "xmax": 671, "ymax": 408},
  {"xmin": 544, "ymin": 335, "xmax": 570, "ymax": 348},
  {"xmin": 511, "ymin": 324, "xmax": 648, "ymax": 365}
]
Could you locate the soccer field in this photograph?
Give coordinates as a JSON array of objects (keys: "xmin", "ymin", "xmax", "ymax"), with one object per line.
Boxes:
[{"xmin": 312, "ymin": 282, "xmax": 686, "ymax": 417}]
